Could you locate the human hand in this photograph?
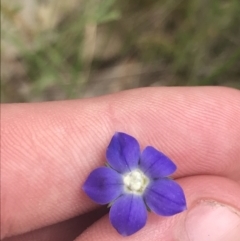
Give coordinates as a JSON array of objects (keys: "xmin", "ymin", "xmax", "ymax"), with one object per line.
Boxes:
[{"xmin": 1, "ymin": 87, "xmax": 240, "ymax": 241}]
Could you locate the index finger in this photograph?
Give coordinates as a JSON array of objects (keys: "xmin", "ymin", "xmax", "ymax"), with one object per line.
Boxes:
[{"xmin": 1, "ymin": 87, "xmax": 240, "ymax": 238}]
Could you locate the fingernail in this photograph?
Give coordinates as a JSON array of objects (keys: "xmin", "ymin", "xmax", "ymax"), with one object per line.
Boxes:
[{"xmin": 185, "ymin": 200, "xmax": 240, "ymax": 241}]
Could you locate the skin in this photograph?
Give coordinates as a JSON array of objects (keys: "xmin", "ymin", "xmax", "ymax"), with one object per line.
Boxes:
[{"xmin": 1, "ymin": 86, "xmax": 240, "ymax": 241}]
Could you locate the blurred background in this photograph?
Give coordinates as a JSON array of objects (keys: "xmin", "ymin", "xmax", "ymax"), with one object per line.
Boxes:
[{"xmin": 1, "ymin": 0, "xmax": 240, "ymax": 103}]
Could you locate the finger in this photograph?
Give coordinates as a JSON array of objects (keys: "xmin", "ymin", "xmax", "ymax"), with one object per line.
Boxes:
[
  {"xmin": 76, "ymin": 176, "xmax": 240, "ymax": 241},
  {"xmin": 3, "ymin": 207, "xmax": 107, "ymax": 241},
  {"xmin": 1, "ymin": 87, "xmax": 240, "ymax": 238}
]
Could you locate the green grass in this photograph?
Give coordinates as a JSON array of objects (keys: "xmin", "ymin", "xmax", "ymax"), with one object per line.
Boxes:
[{"xmin": 1, "ymin": 0, "xmax": 240, "ymax": 102}]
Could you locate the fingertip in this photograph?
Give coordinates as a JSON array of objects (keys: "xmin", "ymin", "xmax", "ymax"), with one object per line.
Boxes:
[{"xmin": 76, "ymin": 176, "xmax": 240, "ymax": 241}]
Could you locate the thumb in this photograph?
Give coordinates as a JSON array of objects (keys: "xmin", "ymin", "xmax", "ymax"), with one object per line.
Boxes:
[{"xmin": 76, "ymin": 176, "xmax": 240, "ymax": 241}]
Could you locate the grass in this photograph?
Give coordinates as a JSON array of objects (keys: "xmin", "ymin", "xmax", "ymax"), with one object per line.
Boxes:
[{"xmin": 1, "ymin": 0, "xmax": 240, "ymax": 102}]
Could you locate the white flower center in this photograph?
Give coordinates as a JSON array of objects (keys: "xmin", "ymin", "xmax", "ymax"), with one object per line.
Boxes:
[{"xmin": 123, "ymin": 169, "xmax": 149, "ymax": 194}]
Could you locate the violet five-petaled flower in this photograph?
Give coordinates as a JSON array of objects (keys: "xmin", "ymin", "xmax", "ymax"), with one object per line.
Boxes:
[{"xmin": 83, "ymin": 132, "xmax": 187, "ymax": 236}]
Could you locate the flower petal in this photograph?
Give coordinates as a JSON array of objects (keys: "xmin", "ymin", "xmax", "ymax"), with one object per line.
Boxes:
[
  {"xmin": 139, "ymin": 146, "xmax": 177, "ymax": 178},
  {"xmin": 109, "ymin": 194, "xmax": 147, "ymax": 236},
  {"xmin": 144, "ymin": 178, "xmax": 186, "ymax": 216},
  {"xmin": 83, "ymin": 167, "xmax": 123, "ymax": 204},
  {"xmin": 106, "ymin": 132, "xmax": 140, "ymax": 173}
]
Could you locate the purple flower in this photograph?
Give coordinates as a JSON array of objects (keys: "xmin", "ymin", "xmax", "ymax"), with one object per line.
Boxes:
[{"xmin": 83, "ymin": 132, "xmax": 186, "ymax": 236}]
